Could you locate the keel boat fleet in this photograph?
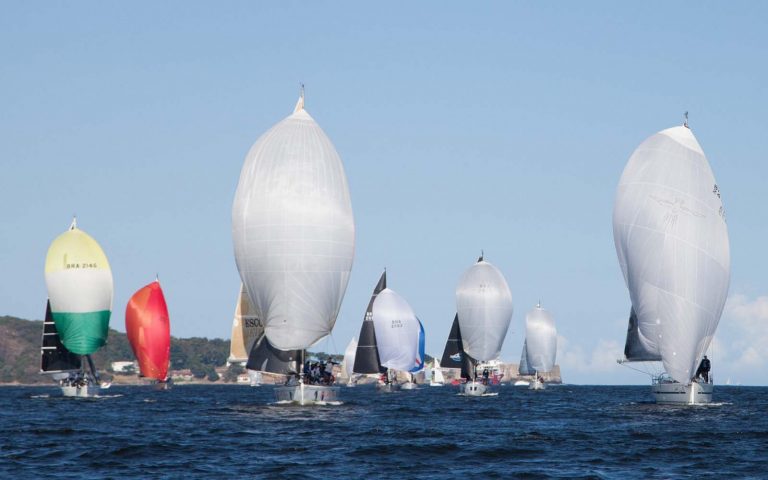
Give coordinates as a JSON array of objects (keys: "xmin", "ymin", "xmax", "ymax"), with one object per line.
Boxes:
[{"xmin": 36, "ymin": 90, "xmax": 731, "ymax": 408}]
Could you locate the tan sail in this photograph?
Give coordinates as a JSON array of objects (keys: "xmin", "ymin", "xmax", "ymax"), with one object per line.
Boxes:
[{"xmin": 228, "ymin": 283, "xmax": 263, "ymax": 363}]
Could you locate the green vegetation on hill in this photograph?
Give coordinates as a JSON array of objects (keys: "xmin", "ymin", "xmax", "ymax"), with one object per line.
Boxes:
[
  {"xmin": 0, "ymin": 315, "xmax": 231, "ymax": 384},
  {"xmin": 0, "ymin": 314, "xmax": 352, "ymax": 384}
]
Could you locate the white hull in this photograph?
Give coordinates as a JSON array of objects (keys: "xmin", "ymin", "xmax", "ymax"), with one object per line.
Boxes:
[
  {"xmin": 400, "ymin": 381, "xmax": 419, "ymax": 390},
  {"xmin": 429, "ymin": 382, "xmax": 444, "ymax": 387},
  {"xmin": 461, "ymin": 380, "xmax": 488, "ymax": 396},
  {"xmin": 652, "ymin": 380, "xmax": 713, "ymax": 405},
  {"xmin": 513, "ymin": 380, "xmax": 530, "ymax": 387},
  {"xmin": 376, "ymin": 382, "xmax": 401, "ymax": 393},
  {"xmin": 61, "ymin": 384, "xmax": 100, "ymax": 398},
  {"xmin": 274, "ymin": 383, "xmax": 340, "ymax": 405},
  {"xmin": 529, "ymin": 379, "xmax": 546, "ymax": 390}
]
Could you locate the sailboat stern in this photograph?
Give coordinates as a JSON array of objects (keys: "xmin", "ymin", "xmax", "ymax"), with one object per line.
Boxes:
[
  {"xmin": 274, "ymin": 383, "xmax": 341, "ymax": 405},
  {"xmin": 651, "ymin": 377, "xmax": 713, "ymax": 405}
]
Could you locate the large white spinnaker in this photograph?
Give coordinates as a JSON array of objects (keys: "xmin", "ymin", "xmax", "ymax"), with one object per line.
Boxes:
[
  {"xmin": 455, "ymin": 256, "xmax": 513, "ymax": 362},
  {"xmin": 232, "ymin": 95, "xmax": 355, "ymax": 351},
  {"xmin": 524, "ymin": 303, "xmax": 557, "ymax": 373},
  {"xmin": 613, "ymin": 125, "xmax": 730, "ymax": 384},
  {"xmin": 371, "ymin": 289, "xmax": 423, "ymax": 372}
]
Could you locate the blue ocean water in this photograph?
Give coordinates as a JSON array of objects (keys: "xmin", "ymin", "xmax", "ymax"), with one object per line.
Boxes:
[{"xmin": 0, "ymin": 384, "xmax": 765, "ymax": 479}]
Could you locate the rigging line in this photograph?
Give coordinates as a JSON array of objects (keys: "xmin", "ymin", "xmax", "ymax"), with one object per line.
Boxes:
[{"xmin": 618, "ymin": 361, "xmax": 656, "ymax": 378}]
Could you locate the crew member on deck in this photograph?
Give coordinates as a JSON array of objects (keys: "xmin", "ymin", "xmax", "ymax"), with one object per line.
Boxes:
[{"xmin": 695, "ymin": 355, "xmax": 711, "ymax": 382}]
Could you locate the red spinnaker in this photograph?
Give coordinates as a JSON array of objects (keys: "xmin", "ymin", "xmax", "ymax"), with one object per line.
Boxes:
[{"xmin": 125, "ymin": 280, "xmax": 170, "ymax": 381}]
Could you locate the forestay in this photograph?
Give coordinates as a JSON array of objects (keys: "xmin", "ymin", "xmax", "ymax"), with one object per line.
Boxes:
[
  {"xmin": 232, "ymin": 96, "xmax": 355, "ymax": 351},
  {"xmin": 455, "ymin": 258, "xmax": 513, "ymax": 362},
  {"xmin": 613, "ymin": 126, "xmax": 730, "ymax": 383}
]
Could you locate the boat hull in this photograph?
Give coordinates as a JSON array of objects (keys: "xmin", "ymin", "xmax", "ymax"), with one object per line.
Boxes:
[
  {"xmin": 400, "ymin": 381, "xmax": 419, "ymax": 390},
  {"xmin": 61, "ymin": 384, "xmax": 99, "ymax": 398},
  {"xmin": 461, "ymin": 381, "xmax": 488, "ymax": 396},
  {"xmin": 513, "ymin": 380, "xmax": 530, "ymax": 387},
  {"xmin": 376, "ymin": 382, "xmax": 401, "ymax": 393},
  {"xmin": 274, "ymin": 384, "xmax": 340, "ymax": 405},
  {"xmin": 652, "ymin": 381, "xmax": 713, "ymax": 405},
  {"xmin": 529, "ymin": 379, "xmax": 546, "ymax": 390},
  {"xmin": 429, "ymin": 382, "xmax": 444, "ymax": 387}
]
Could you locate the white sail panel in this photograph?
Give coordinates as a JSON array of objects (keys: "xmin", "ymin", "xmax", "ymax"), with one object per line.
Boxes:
[
  {"xmin": 371, "ymin": 288, "xmax": 422, "ymax": 372},
  {"xmin": 343, "ymin": 337, "xmax": 358, "ymax": 378},
  {"xmin": 524, "ymin": 304, "xmax": 557, "ymax": 373},
  {"xmin": 232, "ymin": 98, "xmax": 355, "ymax": 351},
  {"xmin": 455, "ymin": 260, "xmax": 513, "ymax": 362},
  {"xmin": 228, "ymin": 283, "xmax": 263, "ymax": 363},
  {"xmin": 613, "ymin": 126, "xmax": 730, "ymax": 384}
]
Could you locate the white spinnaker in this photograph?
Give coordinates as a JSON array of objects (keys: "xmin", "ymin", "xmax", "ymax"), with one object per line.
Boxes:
[
  {"xmin": 613, "ymin": 126, "xmax": 730, "ymax": 384},
  {"xmin": 524, "ymin": 305, "xmax": 557, "ymax": 373},
  {"xmin": 343, "ymin": 337, "xmax": 358, "ymax": 378},
  {"xmin": 232, "ymin": 98, "xmax": 355, "ymax": 351},
  {"xmin": 456, "ymin": 260, "xmax": 514, "ymax": 362},
  {"xmin": 371, "ymin": 288, "xmax": 421, "ymax": 372}
]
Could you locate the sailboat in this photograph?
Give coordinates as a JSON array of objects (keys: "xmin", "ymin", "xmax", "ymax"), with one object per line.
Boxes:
[
  {"xmin": 125, "ymin": 278, "xmax": 171, "ymax": 386},
  {"xmin": 440, "ymin": 313, "xmax": 476, "ymax": 385},
  {"xmin": 429, "ymin": 358, "xmax": 445, "ymax": 387},
  {"xmin": 522, "ymin": 303, "xmax": 557, "ymax": 390},
  {"xmin": 514, "ymin": 342, "xmax": 532, "ymax": 386},
  {"xmin": 227, "ymin": 283, "xmax": 264, "ymax": 386},
  {"xmin": 456, "ymin": 254, "xmax": 513, "ymax": 396},
  {"xmin": 232, "ymin": 90, "xmax": 355, "ymax": 405},
  {"xmin": 353, "ymin": 272, "xmax": 389, "ymax": 388},
  {"xmin": 353, "ymin": 271, "xmax": 425, "ymax": 392},
  {"xmin": 613, "ymin": 119, "xmax": 730, "ymax": 405},
  {"xmin": 342, "ymin": 337, "xmax": 359, "ymax": 387},
  {"xmin": 44, "ymin": 218, "xmax": 113, "ymax": 398}
]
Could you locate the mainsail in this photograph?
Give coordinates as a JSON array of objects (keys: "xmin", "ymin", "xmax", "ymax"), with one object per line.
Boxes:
[
  {"xmin": 343, "ymin": 337, "xmax": 358, "ymax": 379},
  {"xmin": 228, "ymin": 283, "xmax": 263, "ymax": 364},
  {"xmin": 455, "ymin": 255, "xmax": 514, "ymax": 362},
  {"xmin": 440, "ymin": 314, "xmax": 464, "ymax": 368},
  {"xmin": 613, "ymin": 125, "xmax": 730, "ymax": 383},
  {"xmin": 518, "ymin": 341, "xmax": 534, "ymax": 375},
  {"xmin": 523, "ymin": 303, "xmax": 557, "ymax": 373},
  {"xmin": 40, "ymin": 300, "xmax": 81, "ymax": 374},
  {"xmin": 353, "ymin": 271, "xmax": 387, "ymax": 374},
  {"xmin": 125, "ymin": 279, "xmax": 171, "ymax": 381},
  {"xmin": 246, "ymin": 333, "xmax": 302, "ymax": 375},
  {"xmin": 232, "ymin": 94, "xmax": 355, "ymax": 352},
  {"xmin": 623, "ymin": 307, "xmax": 661, "ymax": 361},
  {"xmin": 431, "ymin": 359, "xmax": 445, "ymax": 384},
  {"xmin": 440, "ymin": 313, "xmax": 476, "ymax": 379},
  {"xmin": 44, "ymin": 218, "xmax": 113, "ymax": 355}
]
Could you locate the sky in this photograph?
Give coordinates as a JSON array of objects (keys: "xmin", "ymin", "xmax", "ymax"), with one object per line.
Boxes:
[{"xmin": 2, "ymin": 2, "xmax": 767, "ymax": 385}]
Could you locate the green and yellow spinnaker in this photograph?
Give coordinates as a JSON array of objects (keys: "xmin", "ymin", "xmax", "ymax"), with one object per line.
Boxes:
[{"xmin": 44, "ymin": 218, "xmax": 113, "ymax": 355}]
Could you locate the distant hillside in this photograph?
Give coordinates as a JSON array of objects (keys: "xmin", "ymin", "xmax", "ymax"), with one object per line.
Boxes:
[{"xmin": 0, "ymin": 315, "xmax": 230, "ymax": 384}]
